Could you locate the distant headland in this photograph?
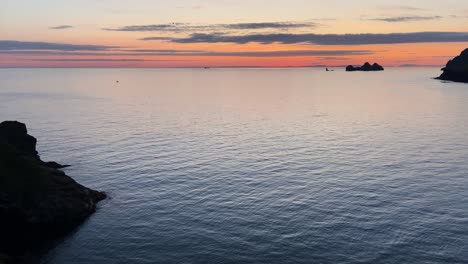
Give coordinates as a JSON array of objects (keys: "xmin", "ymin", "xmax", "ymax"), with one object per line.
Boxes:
[
  {"xmin": 346, "ymin": 62, "xmax": 384, "ymax": 72},
  {"xmin": 437, "ymin": 48, "xmax": 468, "ymax": 83},
  {"xmin": 0, "ymin": 121, "xmax": 106, "ymax": 262}
]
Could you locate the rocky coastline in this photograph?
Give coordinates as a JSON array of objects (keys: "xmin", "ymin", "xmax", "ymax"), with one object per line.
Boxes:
[
  {"xmin": 0, "ymin": 121, "xmax": 106, "ymax": 262},
  {"xmin": 437, "ymin": 48, "xmax": 468, "ymax": 83}
]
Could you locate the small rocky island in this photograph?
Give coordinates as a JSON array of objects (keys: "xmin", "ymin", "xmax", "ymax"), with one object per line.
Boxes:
[
  {"xmin": 437, "ymin": 48, "xmax": 468, "ymax": 83},
  {"xmin": 346, "ymin": 62, "xmax": 384, "ymax": 72},
  {"xmin": 0, "ymin": 121, "xmax": 106, "ymax": 262}
]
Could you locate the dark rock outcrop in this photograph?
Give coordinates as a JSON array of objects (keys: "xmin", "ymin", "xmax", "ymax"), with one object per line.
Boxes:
[
  {"xmin": 346, "ymin": 62, "xmax": 384, "ymax": 72},
  {"xmin": 0, "ymin": 121, "xmax": 70, "ymax": 169},
  {"xmin": 0, "ymin": 121, "xmax": 106, "ymax": 261},
  {"xmin": 0, "ymin": 121, "xmax": 38, "ymax": 158},
  {"xmin": 437, "ymin": 48, "xmax": 468, "ymax": 83}
]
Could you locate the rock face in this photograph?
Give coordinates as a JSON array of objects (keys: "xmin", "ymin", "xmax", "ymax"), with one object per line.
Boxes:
[
  {"xmin": 0, "ymin": 121, "xmax": 70, "ymax": 169},
  {"xmin": 0, "ymin": 121, "xmax": 106, "ymax": 260},
  {"xmin": 346, "ymin": 62, "xmax": 384, "ymax": 72},
  {"xmin": 0, "ymin": 121, "xmax": 38, "ymax": 158},
  {"xmin": 437, "ymin": 48, "xmax": 468, "ymax": 83}
]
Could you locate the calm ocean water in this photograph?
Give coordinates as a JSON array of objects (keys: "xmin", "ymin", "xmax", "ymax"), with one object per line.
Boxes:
[{"xmin": 1, "ymin": 68, "xmax": 467, "ymax": 263}]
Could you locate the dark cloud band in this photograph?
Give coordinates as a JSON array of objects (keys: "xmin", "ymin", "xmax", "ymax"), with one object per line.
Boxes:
[
  {"xmin": 141, "ymin": 32, "xmax": 468, "ymax": 45},
  {"xmin": 0, "ymin": 40, "xmax": 118, "ymax": 51},
  {"xmin": 49, "ymin": 25, "xmax": 74, "ymax": 30},
  {"xmin": 104, "ymin": 22, "xmax": 319, "ymax": 32},
  {"xmin": 367, "ymin": 16, "xmax": 443, "ymax": 22}
]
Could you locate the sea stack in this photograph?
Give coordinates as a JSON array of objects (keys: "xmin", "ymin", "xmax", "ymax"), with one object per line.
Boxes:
[
  {"xmin": 346, "ymin": 62, "xmax": 384, "ymax": 72},
  {"xmin": 437, "ymin": 48, "xmax": 468, "ymax": 83},
  {"xmin": 0, "ymin": 121, "xmax": 106, "ymax": 260}
]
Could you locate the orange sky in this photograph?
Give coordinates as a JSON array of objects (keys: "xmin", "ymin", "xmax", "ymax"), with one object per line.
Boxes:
[{"xmin": 1, "ymin": 0, "xmax": 468, "ymax": 67}]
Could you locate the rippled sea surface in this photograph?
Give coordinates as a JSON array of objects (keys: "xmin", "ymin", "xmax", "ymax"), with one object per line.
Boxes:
[{"xmin": 1, "ymin": 68, "xmax": 467, "ymax": 264}]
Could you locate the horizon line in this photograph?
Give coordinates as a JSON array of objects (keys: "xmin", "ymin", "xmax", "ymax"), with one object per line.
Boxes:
[{"xmin": 0, "ymin": 65, "xmax": 445, "ymax": 69}]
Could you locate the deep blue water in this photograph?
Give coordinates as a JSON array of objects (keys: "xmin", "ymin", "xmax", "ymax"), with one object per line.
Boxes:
[{"xmin": 1, "ymin": 68, "xmax": 467, "ymax": 263}]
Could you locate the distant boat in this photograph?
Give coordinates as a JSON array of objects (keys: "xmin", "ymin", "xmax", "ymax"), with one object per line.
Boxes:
[{"xmin": 204, "ymin": 67, "xmax": 210, "ymax": 69}]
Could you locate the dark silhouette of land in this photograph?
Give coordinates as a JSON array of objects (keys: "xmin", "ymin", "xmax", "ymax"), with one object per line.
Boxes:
[
  {"xmin": 0, "ymin": 121, "xmax": 106, "ymax": 263},
  {"xmin": 346, "ymin": 62, "xmax": 384, "ymax": 72},
  {"xmin": 437, "ymin": 48, "xmax": 468, "ymax": 83}
]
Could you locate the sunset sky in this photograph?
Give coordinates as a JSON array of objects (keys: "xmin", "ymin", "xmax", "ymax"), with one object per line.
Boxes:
[{"xmin": 2, "ymin": 0, "xmax": 468, "ymax": 67}]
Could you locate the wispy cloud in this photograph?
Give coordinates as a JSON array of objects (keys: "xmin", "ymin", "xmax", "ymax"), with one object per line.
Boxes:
[
  {"xmin": 0, "ymin": 48, "xmax": 373, "ymax": 57},
  {"xmin": 49, "ymin": 25, "xmax": 74, "ymax": 30},
  {"xmin": 103, "ymin": 21, "xmax": 319, "ymax": 32},
  {"xmin": 188, "ymin": 50, "xmax": 372, "ymax": 57},
  {"xmin": 0, "ymin": 40, "xmax": 119, "ymax": 51},
  {"xmin": 223, "ymin": 22, "xmax": 318, "ymax": 30},
  {"xmin": 25, "ymin": 58, "xmax": 188, "ymax": 62},
  {"xmin": 316, "ymin": 57, "xmax": 352, "ymax": 60},
  {"xmin": 142, "ymin": 32, "xmax": 468, "ymax": 45},
  {"xmin": 135, "ymin": 36, "xmax": 175, "ymax": 41},
  {"xmin": 124, "ymin": 49, "xmax": 204, "ymax": 53},
  {"xmin": 367, "ymin": 16, "xmax": 443, "ymax": 22},
  {"xmin": 376, "ymin": 5, "xmax": 427, "ymax": 11},
  {"xmin": 104, "ymin": 23, "xmax": 187, "ymax": 32},
  {"xmin": 176, "ymin": 5, "xmax": 202, "ymax": 10}
]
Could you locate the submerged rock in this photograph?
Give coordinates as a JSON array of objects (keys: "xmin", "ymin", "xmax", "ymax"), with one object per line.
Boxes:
[
  {"xmin": 43, "ymin": 161, "xmax": 71, "ymax": 169},
  {"xmin": 346, "ymin": 62, "xmax": 384, "ymax": 72},
  {"xmin": 0, "ymin": 121, "xmax": 106, "ymax": 260},
  {"xmin": 437, "ymin": 48, "xmax": 468, "ymax": 83}
]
